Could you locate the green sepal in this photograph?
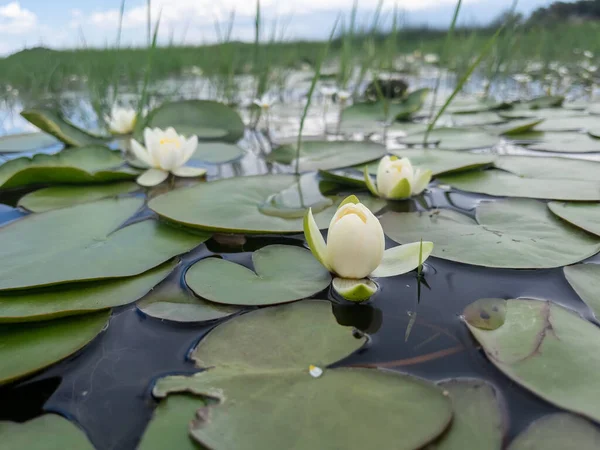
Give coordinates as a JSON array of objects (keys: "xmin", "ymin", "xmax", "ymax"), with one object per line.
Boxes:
[
  {"xmin": 363, "ymin": 166, "xmax": 381, "ymax": 197},
  {"xmin": 332, "ymin": 277, "xmax": 378, "ymax": 303}
]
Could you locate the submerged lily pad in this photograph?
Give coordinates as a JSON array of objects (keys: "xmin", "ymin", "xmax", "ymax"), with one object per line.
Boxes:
[
  {"xmin": 527, "ymin": 132, "xmax": 600, "ymax": 153},
  {"xmin": 18, "ymin": 182, "xmax": 139, "ymax": 212},
  {"xmin": 465, "ymin": 298, "xmax": 600, "ymax": 422},
  {"xmin": 149, "ymin": 174, "xmax": 384, "ymax": 234},
  {"xmin": 186, "ymin": 245, "xmax": 331, "ymax": 306},
  {"xmin": 438, "ymin": 170, "xmax": 600, "ymax": 201},
  {"xmin": 430, "ymin": 379, "xmax": 505, "ymax": 450},
  {"xmin": 268, "ymin": 140, "xmax": 386, "ymax": 172},
  {"xmin": 0, "ymin": 132, "xmax": 60, "ymax": 153},
  {"xmin": 192, "ymin": 142, "xmax": 245, "ymax": 164},
  {"xmin": 402, "ymin": 128, "xmax": 500, "ymax": 150},
  {"xmin": 0, "ymin": 146, "xmax": 138, "ymax": 190},
  {"xmin": 381, "ymin": 199, "xmax": 600, "ymax": 268},
  {"xmin": 564, "ymin": 264, "xmax": 600, "ymax": 319},
  {"xmin": 0, "ymin": 414, "xmax": 94, "ymax": 450},
  {"xmin": 0, "ymin": 197, "xmax": 209, "ymax": 290},
  {"xmin": 548, "ymin": 202, "xmax": 600, "ymax": 237},
  {"xmin": 147, "ymin": 301, "xmax": 452, "ymax": 450},
  {"xmin": 0, "ymin": 310, "xmax": 109, "ymax": 384},
  {"xmin": 0, "ymin": 261, "xmax": 176, "ymax": 322},
  {"xmin": 508, "ymin": 414, "xmax": 600, "ymax": 450},
  {"xmin": 142, "ymin": 100, "xmax": 244, "ymax": 143},
  {"xmin": 21, "ymin": 108, "xmax": 105, "ymax": 147}
]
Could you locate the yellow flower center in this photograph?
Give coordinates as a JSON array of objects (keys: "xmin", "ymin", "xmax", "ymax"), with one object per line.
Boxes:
[{"xmin": 159, "ymin": 137, "xmax": 181, "ymax": 147}]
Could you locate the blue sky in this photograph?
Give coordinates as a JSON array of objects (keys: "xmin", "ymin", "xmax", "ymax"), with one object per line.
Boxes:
[{"xmin": 0, "ymin": 0, "xmax": 566, "ymax": 55}]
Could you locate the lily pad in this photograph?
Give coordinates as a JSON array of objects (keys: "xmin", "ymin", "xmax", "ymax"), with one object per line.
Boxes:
[
  {"xmin": 18, "ymin": 182, "xmax": 139, "ymax": 212},
  {"xmin": 438, "ymin": 170, "xmax": 600, "ymax": 201},
  {"xmin": 495, "ymin": 155, "xmax": 600, "ymax": 181},
  {"xmin": 0, "ymin": 310, "xmax": 109, "ymax": 384},
  {"xmin": 465, "ymin": 298, "xmax": 600, "ymax": 422},
  {"xmin": 0, "ymin": 414, "xmax": 94, "ymax": 449},
  {"xmin": 491, "ymin": 119, "xmax": 544, "ymax": 136},
  {"xmin": 451, "ymin": 112, "xmax": 506, "ymax": 127},
  {"xmin": 21, "ymin": 108, "xmax": 106, "ymax": 147},
  {"xmin": 508, "ymin": 414, "xmax": 600, "ymax": 450},
  {"xmin": 142, "ymin": 100, "xmax": 244, "ymax": 143},
  {"xmin": 0, "ymin": 261, "xmax": 176, "ymax": 323},
  {"xmin": 185, "ymin": 245, "xmax": 331, "ymax": 306},
  {"xmin": 527, "ymin": 132, "xmax": 600, "ymax": 153},
  {"xmin": 268, "ymin": 140, "xmax": 386, "ymax": 172},
  {"xmin": 430, "ymin": 379, "xmax": 505, "ymax": 450},
  {"xmin": 548, "ymin": 202, "xmax": 600, "ymax": 237},
  {"xmin": 0, "ymin": 197, "xmax": 209, "ymax": 290},
  {"xmin": 389, "ymin": 149, "xmax": 496, "ymax": 176},
  {"xmin": 564, "ymin": 264, "xmax": 600, "ymax": 319},
  {"xmin": 192, "ymin": 142, "xmax": 244, "ymax": 164},
  {"xmin": 537, "ymin": 116, "xmax": 600, "ymax": 132},
  {"xmin": 402, "ymin": 128, "xmax": 500, "ymax": 150},
  {"xmin": 149, "ymin": 174, "xmax": 385, "ymax": 234},
  {"xmin": 0, "ymin": 146, "xmax": 138, "ymax": 190},
  {"xmin": 519, "ymin": 95, "xmax": 564, "ymax": 109},
  {"xmin": 0, "ymin": 132, "xmax": 60, "ymax": 153},
  {"xmin": 148, "ymin": 301, "xmax": 453, "ymax": 450},
  {"xmin": 381, "ymin": 199, "xmax": 600, "ymax": 268},
  {"xmin": 137, "ymin": 272, "xmax": 240, "ymax": 322}
]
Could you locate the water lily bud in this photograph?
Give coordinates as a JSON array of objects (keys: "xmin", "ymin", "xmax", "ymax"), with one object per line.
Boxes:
[
  {"xmin": 326, "ymin": 202, "xmax": 385, "ymax": 279},
  {"xmin": 106, "ymin": 106, "xmax": 137, "ymax": 135},
  {"xmin": 374, "ymin": 156, "xmax": 432, "ymax": 199}
]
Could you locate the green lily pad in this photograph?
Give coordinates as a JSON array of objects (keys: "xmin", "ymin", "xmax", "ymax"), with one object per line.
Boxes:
[
  {"xmin": 0, "ymin": 310, "xmax": 109, "ymax": 384},
  {"xmin": 21, "ymin": 108, "xmax": 106, "ymax": 147},
  {"xmin": 430, "ymin": 379, "xmax": 505, "ymax": 450},
  {"xmin": 148, "ymin": 301, "xmax": 453, "ymax": 450},
  {"xmin": 537, "ymin": 116, "xmax": 600, "ymax": 132},
  {"xmin": 495, "ymin": 155, "xmax": 600, "ymax": 181},
  {"xmin": 0, "ymin": 261, "xmax": 176, "ymax": 323},
  {"xmin": 520, "ymin": 95, "xmax": 564, "ymax": 109},
  {"xmin": 491, "ymin": 119, "xmax": 544, "ymax": 136},
  {"xmin": 149, "ymin": 174, "xmax": 385, "ymax": 234},
  {"xmin": 137, "ymin": 272, "xmax": 240, "ymax": 322},
  {"xmin": 508, "ymin": 414, "xmax": 600, "ymax": 450},
  {"xmin": 527, "ymin": 132, "xmax": 600, "ymax": 153},
  {"xmin": 381, "ymin": 199, "xmax": 600, "ymax": 268},
  {"xmin": 402, "ymin": 128, "xmax": 500, "ymax": 150},
  {"xmin": 18, "ymin": 182, "xmax": 139, "ymax": 212},
  {"xmin": 192, "ymin": 142, "xmax": 244, "ymax": 164},
  {"xmin": 564, "ymin": 264, "xmax": 600, "ymax": 319},
  {"xmin": 142, "ymin": 100, "xmax": 244, "ymax": 143},
  {"xmin": 438, "ymin": 170, "xmax": 600, "ymax": 201},
  {"xmin": 389, "ymin": 149, "xmax": 496, "ymax": 176},
  {"xmin": 0, "ymin": 132, "xmax": 60, "ymax": 153},
  {"xmin": 0, "ymin": 146, "xmax": 138, "ymax": 190},
  {"xmin": 465, "ymin": 298, "xmax": 600, "ymax": 422},
  {"xmin": 451, "ymin": 112, "xmax": 506, "ymax": 127},
  {"xmin": 447, "ymin": 100, "xmax": 511, "ymax": 114},
  {"xmin": 0, "ymin": 414, "xmax": 94, "ymax": 449},
  {"xmin": 185, "ymin": 245, "xmax": 331, "ymax": 306},
  {"xmin": 548, "ymin": 202, "xmax": 600, "ymax": 237},
  {"xmin": 268, "ymin": 140, "xmax": 386, "ymax": 172},
  {"xmin": 0, "ymin": 197, "xmax": 209, "ymax": 290}
]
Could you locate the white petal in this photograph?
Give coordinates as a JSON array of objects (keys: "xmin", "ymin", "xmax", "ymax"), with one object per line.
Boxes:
[
  {"xmin": 171, "ymin": 166, "xmax": 207, "ymax": 177},
  {"xmin": 179, "ymin": 135, "xmax": 198, "ymax": 166},
  {"xmin": 157, "ymin": 146, "xmax": 180, "ymax": 171},
  {"xmin": 411, "ymin": 169, "xmax": 432, "ymax": 195},
  {"xmin": 376, "ymin": 156, "xmax": 394, "ymax": 197},
  {"xmin": 136, "ymin": 168, "xmax": 169, "ymax": 187},
  {"xmin": 130, "ymin": 139, "xmax": 153, "ymax": 167},
  {"xmin": 165, "ymin": 127, "xmax": 179, "ymax": 139}
]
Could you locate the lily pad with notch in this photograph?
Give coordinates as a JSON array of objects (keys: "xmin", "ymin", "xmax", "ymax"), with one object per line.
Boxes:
[
  {"xmin": 526, "ymin": 132, "xmax": 600, "ymax": 153},
  {"xmin": 495, "ymin": 155, "xmax": 600, "ymax": 181},
  {"xmin": 381, "ymin": 199, "xmax": 600, "ymax": 268},
  {"xmin": 548, "ymin": 202, "xmax": 600, "ymax": 237},
  {"xmin": 21, "ymin": 108, "xmax": 106, "ymax": 147},
  {"xmin": 564, "ymin": 264, "xmax": 600, "ymax": 319}
]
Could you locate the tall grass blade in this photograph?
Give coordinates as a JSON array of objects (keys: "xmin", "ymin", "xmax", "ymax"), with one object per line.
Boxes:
[{"xmin": 138, "ymin": 10, "xmax": 161, "ymax": 119}]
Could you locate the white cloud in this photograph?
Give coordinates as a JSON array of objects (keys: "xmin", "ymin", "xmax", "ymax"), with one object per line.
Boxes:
[{"xmin": 0, "ymin": 1, "xmax": 37, "ymax": 34}]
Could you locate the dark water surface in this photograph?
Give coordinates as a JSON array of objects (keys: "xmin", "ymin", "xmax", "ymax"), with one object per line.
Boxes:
[{"xmin": 0, "ymin": 172, "xmax": 597, "ymax": 449}]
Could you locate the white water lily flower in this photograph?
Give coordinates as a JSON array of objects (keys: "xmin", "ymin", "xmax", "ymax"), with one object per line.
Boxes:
[
  {"xmin": 364, "ymin": 156, "xmax": 432, "ymax": 200},
  {"xmin": 512, "ymin": 74, "xmax": 532, "ymax": 84},
  {"xmin": 584, "ymin": 51, "xmax": 594, "ymax": 59},
  {"xmin": 320, "ymin": 86, "xmax": 338, "ymax": 97},
  {"xmin": 130, "ymin": 127, "xmax": 206, "ymax": 187},
  {"xmin": 105, "ymin": 106, "xmax": 137, "ymax": 135},
  {"xmin": 424, "ymin": 53, "xmax": 439, "ymax": 64},
  {"xmin": 253, "ymin": 94, "xmax": 275, "ymax": 110},
  {"xmin": 304, "ymin": 195, "xmax": 433, "ymax": 302},
  {"xmin": 337, "ymin": 90, "xmax": 351, "ymax": 101}
]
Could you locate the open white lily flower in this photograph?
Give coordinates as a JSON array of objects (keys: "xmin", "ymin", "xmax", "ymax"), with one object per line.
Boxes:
[
  {"xmin": 253, "ymin": 94, "xmax": 275, "ymax": 110},
  {"xmin": 337, "ymin": 90, "xmax": 351, "ymax": 101},
  {"xmin": 584, "ymin": 50, "xmax": 594, "ymax": 59},
  {"xmin": 304, "ymin": 195, "xmax": 433, "ymax": 302},
  {"xmin": 130, "ymin": 127, "xmax": 206, "ymax": 187},
  {"xmin": 424, "ymin": 53, "xmax": 439, "ymax": 64},
  {"xmin": 320, "ymin": 86, "xmax": 338, "ymax": 97},
  {"xmin": 364, "ymin": 156, "xmax": 432, "ymax": 200},
  {"xmin": 513, "ymin": 74, "xmax": 532, "ymax": 84},
  {"xmin": 105, "ymin": 106, "xmax": 137, "ymax": 135}
]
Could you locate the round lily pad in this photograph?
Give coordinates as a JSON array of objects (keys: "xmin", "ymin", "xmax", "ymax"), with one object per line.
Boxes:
[
  {"xmin": 149, "ymin": 174, "xmax": 384, "ymax": 234},
  {"xmin": 268, "ymin": 140, "xmax": 387, "ymax": 172},
  {"xmin": 548, "ymin": 202, "xmax": 600, "ymax": 237},
  {"xmin": 564, "ymin": 264, "xmax": 600, "ymax": 319},
  {"xmin": 527, "ymin": 132, "xmax": 600, "ymax": 153},
  {"xmin": 143, "ymin": 100, "xmax": 244, "ymax": 143},
  {"xmin": 0, "ymin": 132, "xmax": 61, "ymax": 153},
  {"xmin": 0, "ymin": 261, "xmax": 176, "ymax": 322},
  {"xmin": 0, "ymin": 146, "xmax": 138, "ymax": 190},
  {"xmin": 465, "ymin": 298, "xmax": 600, "ymax": 422},
  {"xmin": 381, "ymin": 199, "xmax": 600, "ymax": 269},
  {"xmin": 508, "ymin": 414, "xmax": 600, "ymax": 450},
  {"xmin": 537, "ymin": 116, "xmax": 599, "ymax": 132},
  {"xmin": 0, "ymin": 197, "xmax": 209, "ymax": 290},
  {"xmin": 192, "ymin": 142, "xmax": 245, "ymax": 164},
  {"xmin": 438, "ymin": 170, "xmax": 600, "ymax": 201},
  {"xmin": 185, "ymin": 245, "xmax": 331, "ymax": 306},
  {"xmin": 21, "ymin": 108, "xmax": 106, "ymax": 147},
  {"xmin": 0, "ymin": 310, "xmax": 109, "ymax": 384},
  {"xmin": 402, "ymin": 128, "xmax": 500, "ymax": 150},
  {"xmin": 495, "ymin": 155, "xmax": 600, "ymax": 181},
  {"xmin": 0, "ymin": 414, "xmax": 94, "ymax": 450},
  {"xmin": 18, "ymin": 182, "xmax": 139, "ymax": 212}
]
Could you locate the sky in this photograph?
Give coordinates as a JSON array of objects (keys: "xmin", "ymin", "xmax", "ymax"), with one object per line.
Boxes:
[{"xmin": 0, "ymin": 0, "xmax": 568, "ymax": 56}]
